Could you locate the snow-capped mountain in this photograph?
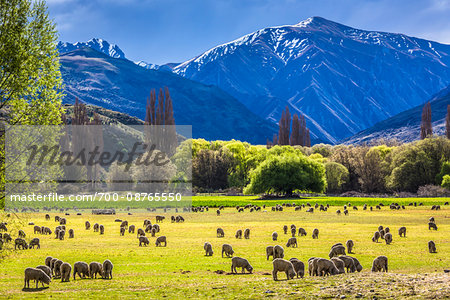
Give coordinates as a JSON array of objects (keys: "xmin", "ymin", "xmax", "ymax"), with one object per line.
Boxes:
[
  {"xmin": 173, "ymin": 17, "xmax": 450, "ymax": 144},
  {"xmin": 57, "ymin": 38, "xmax": 126, "ymax": 59},
  {"xmin": 135, "ymin": 60, "xmax": 160, "ymax": 70}
]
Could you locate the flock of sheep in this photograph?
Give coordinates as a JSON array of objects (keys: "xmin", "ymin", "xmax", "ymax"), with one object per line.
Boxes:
[
  {"xmin": 202, "ymin": 224, "xmax": 391, "ymax": 280},
  {"xmin": 0, "ymin": 200, "xmax": 444, "ymax": 290},
  {"xmin": 198, "ymin": 202, "xmax": 442, "ymax": 281},
  {"xmin": 23, "ymin": 257, "xmax": 113, "ymax": 289}
]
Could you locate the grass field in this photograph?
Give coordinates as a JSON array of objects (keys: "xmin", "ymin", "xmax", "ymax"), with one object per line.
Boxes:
[{"xmin": 0, "ymin": 198, "xmax": 449, "ymax": 299}]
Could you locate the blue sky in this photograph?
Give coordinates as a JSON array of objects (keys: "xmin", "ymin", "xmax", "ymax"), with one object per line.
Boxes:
[{"xmin": 47, "ymin": 0, "xmax": 450, "ymax": 65}]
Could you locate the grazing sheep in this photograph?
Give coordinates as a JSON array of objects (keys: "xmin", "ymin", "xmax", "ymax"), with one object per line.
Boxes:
[
  {"xmin": 298, "ymin": 228, "xmax": 307, "ymax": 236},
  {"xmin": 34, "ymin": 225, "xmax": 41, "ymax": 234},
  {"xmin": 99, "ymin": 225, "xmax": 105, "ymax": 235},
  {"xmin": 120, "ymin": 227, "xmax": 125, "ymax": 236},
  {"xmin": 273, "ymin": 245, "xmax": 284, "ymax": 259},
  {"xmin": 308, "ymin": 257, "xmax": 319, "ymax": 276},
  {"xmin": 350, "ymin": 257, "xmax": 363, "ymax": 272},
  {"xmin": 372, "ymin": 256, "xmax": 388, "ymax": 272},
  {"xmin": 50, "ymin": 258, "xmax": 58, "ymax": 275},
  {"xmin": 137, "ymin": 228, "xmax": 145, "ymax": 237},
  {"xmin": 346, "ymin": 240, "xmax": 354, "ymax": 253},
  {"xmin": 18, "ymin": 230, "xmax": 26, "ymax": 238},
  {"xmin": 53, "ymin": 260, "xmax": 63, "ymax": 278},
  {"xmin": 58, "ymin": 230, "xmax": 65, "ymax": 240},
  {"xmin": 336, "ymin": 209, "xmax": 341, "ymax": 215},
  {"xmin": 129, "ymin": 225, "xmax": 135, "ymax": 234},
  {"xmin": 151, "ymin": 228, "xmax": 157, "ymax": 237},
  {"xmin": 55, "ymin": 216, "xmax": 60, "ymax": 222},
  {"xmin": 59, "ymin": 218, "xmax": 66, "ymax": 225},
  {"xmin": 286, "ymin": 237, "xmax": 298, "ymax": 248},
  {"xmin": 289, "ymin": 258, "xmax": 305, "ymax": 278},
  {"xmin": 93, "ymin": 223, "xmax": 99, "ymax": 232},
  {"xmin": 155, "ymin": 215, "xmax": 165, "ymax": 223},
  {"xmin": 221, "ymin": 244, "xmax": 234, "ymax": 258},
  {"xmin": 29, "ymin": 238, "xmax": 40, "ymax": 249},
  {"xmin": 272, "ymin": 258, "xmax": 296, "ymax": 280},
  {"xmin": 45, "ymin": 214, "xmax": 50, "ymax": 220},
  {"xmin": 338, "ymin": 256, "xmax": 356, "ymax": 273},
  {"xmin": 85, "ymin": 221, "xmax": 90, "ymax": 230},
  {"xmin": 385, "ymin": 232, "xmax": 393, "ymax": 244},
  {"xmin": 372, "ymin": 231, "xmax": 381, "ymax": 242},
  {"xmin": 3, "ymin": 232, "xmax": 11, "ymax": 242},
  {"xmin": 73, "ymin": 261, "xmax": 89, "ymax": 280},
  {"xmin": 54, "ymin": 228, "xmax": 60, "ymax": 239},
  {"xmin": 283, "ymin": 225, "xmax": 288, "ymax": 234},
  {"xmin": 385, "ymin": 227, "xmax": 390, "ymax": 233},
  {"xmin": 36, "ymin": 265, "xmax": 52, "ymax": 279},
  {"xmin": 231, "ymin": 257, "xmax": 253, "ymax": 274},
  {"xmin": 139, "ymin": 236, "xmax": 150, "ymax": 246},
  {"xmin": 428, "ymin": 222, "xmax": 438, "ymax": 230},
  {"xmin": 14, "ymin": 238, "xmax": 28, "ymax": 250},
  {"xmin": 102, "ymin": 259, "xmax": 113, "ymax": 279},
  {"xmin": 152, "ymin": 224, "xmax": 160, "ymax": 233},
  {"xmin": 24, "ymin": 267, "xmax": 51, "ymax": 289},
  {"xmin": 266, "ymin": 246, "xmax": 274, "ymax": 260},
  {"xmin": 120, "ymin": 220, "xmax": 128, "ymax": 229},
  {"xmin": 155, "ymin": 236, "xmax": 167, "ymax": 247},
  {"xmin": 60, "ymin": 262, "xmax": 72, "ymax": 282},
  {"xmin": 69, "ymin": 229, "xmax": 74, "ymax": 238},
  {"xmin": 89, "ymin": 262, "xmax": 103, "ymax": 279},
  {"xmin": 204, "ymin": 242, "xmax": 213, "ymax": 256},
  {"xmin": 217, "ymin": 228, "xmax": 225, "ymax": 238},
  {"xmin": 235, "ymin": 229, "xmax": 243, "ymax": 239},
  {"xmin": 428, "ymin": 240, "xmax": 437, "ymax": 253},
  {"xmin": 343, "ymin": 209, "xmax": 348, "ymax": 215},
  {"xmin": 330, "ymin": 257, "xmax": 345, "ymax": 274},
  {"xmin": 216, "ymin": 210, "xmax": 220, "ymax": 216},
  {"xmin": 45, "ymin": 256, "xmax": 53, "ymax": 268},
  {"xmin": 378, "ymin": 225, "xmax": 383, "ymax": 231},
  {"xmin": 329, "ymin": 244, "xmax": 346, "ymax": 258},
  {"xmin": 291, "ymin": 228, "xmax": 296, "ymax": 237},
  {"xmin": 312, "ymin": 228, "xmax": 319, "ymax": 239},
  {"xmin": 43, "ymin": 227, "xmax": 52, "ymax": 235},
  {"xmin": 316, "ymin": 258, "xmax": 339, "ymax": 276},
  {"xmin": 244, "ymin": 228, "xmax": 250, "ymax": 239},
  {"xmin": 429, "ymin": 217, "xmax": 435, "ymax": 223},
  {"xmin": 398, "ymin": 226, "xmax": 406, "ymax": 237},
  {"xmin": 272, "ymin": 232, "xmax": 278, "ymax": 241}
]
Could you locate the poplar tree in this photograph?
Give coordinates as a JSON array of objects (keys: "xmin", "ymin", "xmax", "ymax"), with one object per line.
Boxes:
[{"xmin": 420, "ymin": 102, "xmax": 432, "ymax": 139}]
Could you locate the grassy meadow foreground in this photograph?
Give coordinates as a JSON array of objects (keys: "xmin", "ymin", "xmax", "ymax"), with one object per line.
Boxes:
[{"xmin": 0, "ymin": 197, "xmax": 449, "ymax": 299}]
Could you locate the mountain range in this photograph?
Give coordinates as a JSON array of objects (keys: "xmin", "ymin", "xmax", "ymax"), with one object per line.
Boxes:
[
  {"xmin": 57, "ymin": 17, "xmax": 450, "ymax": 144},
  {"xmin": 58, "ymin": 48, "xmax": 277, "ymax": 143}
]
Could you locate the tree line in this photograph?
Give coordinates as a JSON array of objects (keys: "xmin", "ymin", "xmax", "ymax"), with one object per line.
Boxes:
[{"xmin": 190, "ymin": 136, "xmax": 450, "ymax": 195}]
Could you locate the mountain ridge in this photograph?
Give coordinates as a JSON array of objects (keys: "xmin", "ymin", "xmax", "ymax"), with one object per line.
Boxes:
[
  {"xmin": 172, "ymin": 16, "xmax": 450, "ymax": 144},
  {"xmin": 343, "ymin": 85, "xmax": 450, "ymax": 144},
  {"xmin": 59, "ymin": 47, "xmax": 278, "ymax": 144}
]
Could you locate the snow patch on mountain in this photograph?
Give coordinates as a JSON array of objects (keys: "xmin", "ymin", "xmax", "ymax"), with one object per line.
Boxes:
[{"xmin": 57, "ymin": 38, "xmax": 126, "ymax": 59}]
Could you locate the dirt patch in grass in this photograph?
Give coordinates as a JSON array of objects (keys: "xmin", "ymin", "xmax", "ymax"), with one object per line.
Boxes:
[{"xmin": 315, "ymin": 272, "xmax": 450, "ymax": 299}]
